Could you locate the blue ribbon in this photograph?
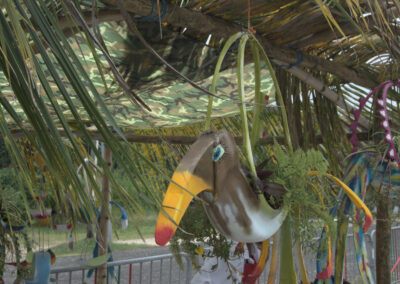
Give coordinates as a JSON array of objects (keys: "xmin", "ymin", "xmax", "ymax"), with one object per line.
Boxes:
[
  {"xmin": 134, "ymin": 0, "xmax": 167, "ymax": 22},
  {"xmin": 281, "ymin": 49, "xmax": 303, "ymax": 69}
]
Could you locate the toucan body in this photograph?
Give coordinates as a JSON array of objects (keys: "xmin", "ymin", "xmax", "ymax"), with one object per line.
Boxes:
[
  {"xmin": 155, "ymin": 130, "xmax": 284, "ymax": 245},
  {"xmin": 155, "ymin": 130, "xmax": 283, "ymax": 283}
]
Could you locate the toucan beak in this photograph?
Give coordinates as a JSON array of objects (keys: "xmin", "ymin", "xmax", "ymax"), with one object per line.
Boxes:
[{"xmin": 155, "ymin": 171, "xmax": 211, "ymax": 246}]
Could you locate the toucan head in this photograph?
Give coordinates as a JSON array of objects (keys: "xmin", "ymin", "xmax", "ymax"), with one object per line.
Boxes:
[{"xmin": 155, "ymin": 130, "xmax": 237, "ymax": 246}]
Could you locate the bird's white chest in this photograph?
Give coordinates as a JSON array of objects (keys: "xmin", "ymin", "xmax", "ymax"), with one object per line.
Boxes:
[{"xmin": 205, "ymin": 188, "xmax": 284, "ymax": 242}]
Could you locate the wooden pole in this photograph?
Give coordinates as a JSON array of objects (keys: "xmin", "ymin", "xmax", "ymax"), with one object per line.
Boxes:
[
  {"xmin": 376, "ymin": 188, "xmax": 391, "ymax": 284},
  {"xmin": 2, "ymin": 129, "xmax": 370, "ymax": 145},
  {"xmin": 97, "ymin": 145, "xmax": 111, "ymax": 284},
  {"xmin": 372, "ymin": 94, "xmax": 392, "ymax": 284}
]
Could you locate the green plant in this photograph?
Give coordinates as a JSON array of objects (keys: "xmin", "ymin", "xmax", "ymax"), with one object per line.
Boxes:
[
  {"xmin": 266, "ymin": 143, "xmax": 336, "ymax": 244},
  {"xmin": 169, "ymin": 200, "xmax": 234, "ymax": 269}
]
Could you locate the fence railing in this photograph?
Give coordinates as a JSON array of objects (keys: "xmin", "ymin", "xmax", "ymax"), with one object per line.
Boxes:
[
  {"xmin": 50, "ymin": 253, "xmax": 192, "ymax": 284},
  {"xmin": 48, "ymin": 225, "xmax": 400, "ymax": 283},
  {"xmin": 370, "ymin": 226, "xmax": 400, "ymax": 283}
]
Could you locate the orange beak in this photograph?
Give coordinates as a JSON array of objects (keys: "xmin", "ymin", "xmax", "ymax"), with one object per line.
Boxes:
[{"xmin": 155, "ymin": 171, "xmax": 211, "ymax": 246}]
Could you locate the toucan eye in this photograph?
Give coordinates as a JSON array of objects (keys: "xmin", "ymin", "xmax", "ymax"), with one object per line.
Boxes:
[{"xmin": 212, "ymin": 145, "xmax": 225, "ymax": 161}]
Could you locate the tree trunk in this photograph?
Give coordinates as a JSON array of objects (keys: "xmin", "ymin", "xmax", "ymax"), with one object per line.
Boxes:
[
  {"xmin": 376, "ymin": 190, "xmax": 391, "ymax": 284},
  {"xmin": 97, "ymin": 145, "xmax": 112, "ymax": 284}
]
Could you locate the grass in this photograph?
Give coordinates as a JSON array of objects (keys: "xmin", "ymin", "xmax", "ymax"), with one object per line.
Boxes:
[
  {"xmin": 51, "ymin": 238, "xmax": 154, "ymax": 258},
  {"xmin": 112, "ymin": 214, "xmax": 157, "ymax": 240},
  {"xmin": 29, "ymin": 212, "xmax": 158, "ymax": 258}
]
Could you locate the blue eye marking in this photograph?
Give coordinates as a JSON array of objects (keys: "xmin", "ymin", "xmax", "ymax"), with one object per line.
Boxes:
[{"xmin": 212, "ymin": 145, "xmax": 225, "ymax": 161}]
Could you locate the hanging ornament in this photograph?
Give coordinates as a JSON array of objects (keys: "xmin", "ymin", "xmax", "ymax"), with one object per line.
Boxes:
[
  {"xmin": 68, "ymin": 233, "xmax": 74, "ymax": 250},
  {"xmin": 110, "ymin": 201, "xmax": 128, "ymax": 231}
]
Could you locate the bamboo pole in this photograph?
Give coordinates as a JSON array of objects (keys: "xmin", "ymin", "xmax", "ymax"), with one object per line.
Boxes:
[{"xmin": 97, "ymin": 145, "xmax": 111, "ymax": 284}]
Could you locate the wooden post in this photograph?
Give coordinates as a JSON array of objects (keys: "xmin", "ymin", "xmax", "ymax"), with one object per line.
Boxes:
[
  {"xmin": 372, "ymin": 95, "xmax": 391, "ymax": 284},
  {"xmin": 97, "ymin": 145, "xmax": 111, "ymax": 284},
  {"xmin": 376, "ymin": 188, "xmax": 391, "ymax": 284}
]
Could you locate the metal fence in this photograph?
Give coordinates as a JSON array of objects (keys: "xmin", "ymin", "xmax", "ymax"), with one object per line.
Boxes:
[
  {"xmin": 371, "ymin": 225, "xmax": 400, "ymax": 283},
  {"xmin": 391, "ymin": 226, "xmax": 400, "ymax": 283},
  {"xmin": 303, "ymin": 230, "xmax": 375, "ymax": 282},
  {"xmin": 50, "ymin": 253, "xmax": 192, "ymax": 284},
  {"xmin": 44, "ymin": 226, "xmax": 400, "ymax": 283}
]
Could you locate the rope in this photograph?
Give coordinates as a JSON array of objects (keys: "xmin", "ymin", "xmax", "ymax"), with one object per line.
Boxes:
[{"xmin": 247, "ymin": 0, "xmax": 256, "ymax": 34}]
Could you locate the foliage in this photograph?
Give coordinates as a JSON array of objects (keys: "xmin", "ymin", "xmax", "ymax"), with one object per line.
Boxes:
[
  {"xmin": 110, "ymin": 168, "xmax": 158, "ymax": 214},
  {"xmin": 349, "ymin": 131, "xmax": 400, "ymax": 211},
  {"xmin": 168, "ymin": 143, "xmax": 336, "ymax": 267},
  {"xmin": 0, "ymin": 0, "xmax": 174, "ymax": 239},
  {"xmin": 266, "ymin": 142, "xmax": 336, "ymax": 245},
  {"xmin": 169, "ymin": 200, "xmax": 234, "ymax": 269},
  {"xmin": 0, "ymin": 183, "xmax": 32, "ymax": 282},
  {"xmin": 0, "ymin": 140, "xmax": 10, "ymax": 168},
  {"xmin": 0, "ymin": 0, "xmax": 398, "ymax": 281}
]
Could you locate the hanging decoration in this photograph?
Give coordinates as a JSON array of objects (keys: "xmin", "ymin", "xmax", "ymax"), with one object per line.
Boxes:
[
  {"xmin": 85, "ymin": 200, "xmax": 127, "ymax": 280},
  {"xmin": 30, "ymin": 209, "xmax": 52, "ymax": 227},
  {"xmin": 315, "ymin": 80, "xmax": 400, "ymax": 284},
  {"xmin": 23, "ymin": 251, "xmax": 53, "ymax": 284},
  {"xmin": 110, "ymin": 201, "xmax": 128, "ymax": 231},
  {"xmin": 86, "ymin": 240, "xmax": 113, "ymax": 280},
  {"xmin": 1, "ymin": 220, "xmax": 25, "ymax": 232},
  {"xmin": 52, "ymin": 224, "xmax": 72, "ymax": 233},
  {"xmin": 155, "ymin": 27, "xmax": 376, "ymax": 283},
  {"xmin": 155, "ymin": 129, "xmax": 284, "ymax": 282},
  {"xmin": 350, "ymin": 80, "xmax": 400, "ymax": 168}
]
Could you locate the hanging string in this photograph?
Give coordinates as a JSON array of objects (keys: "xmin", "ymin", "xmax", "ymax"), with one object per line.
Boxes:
[
  {"xmin": 247, "ymin": 0, "xmax": 250, "ymax": 29},
  {"xmin": 247, "ymin": 0, "xmax": 256, "ymax": 34},
  {"xmin": 157, "ymin": 0, "xmax": 163, "ymax": 39}
]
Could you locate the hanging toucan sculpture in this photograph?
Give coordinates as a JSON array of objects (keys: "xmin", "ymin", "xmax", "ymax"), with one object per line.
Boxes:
[{"xmin": 155, "ymin": 129, "xmax": 285, "ymax": 282}]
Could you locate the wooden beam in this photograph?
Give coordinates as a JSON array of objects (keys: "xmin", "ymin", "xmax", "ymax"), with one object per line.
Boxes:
[{"xmin": 3, "ymin": 129, "xmax": 371, "ymax": 145}]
